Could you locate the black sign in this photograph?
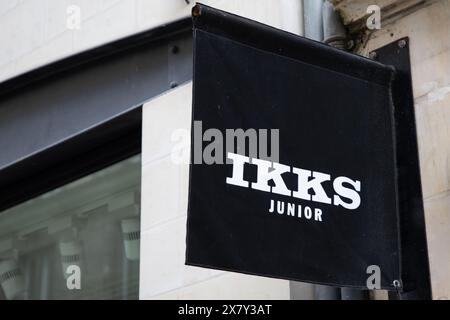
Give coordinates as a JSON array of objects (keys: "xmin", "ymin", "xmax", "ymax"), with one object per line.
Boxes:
[{"xmin": 186, "ymin": 4, "xmax": 403, "ymax": 290}]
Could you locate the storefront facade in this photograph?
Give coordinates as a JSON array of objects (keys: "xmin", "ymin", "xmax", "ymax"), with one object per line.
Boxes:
[{"xmin": 0, "ymin": 0, "xmax": 448, "ymax": 300}]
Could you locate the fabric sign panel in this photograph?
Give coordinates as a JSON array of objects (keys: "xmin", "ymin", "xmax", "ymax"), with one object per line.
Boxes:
[{"xmin": 186, "ymin": 4, "xmax": 402, "ymax": 290}]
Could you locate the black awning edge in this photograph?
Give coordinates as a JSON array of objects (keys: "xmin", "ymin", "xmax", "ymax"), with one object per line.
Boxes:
[{"xmin": 192, "ymin": 3, "xmax": 395, "ymax": 87}]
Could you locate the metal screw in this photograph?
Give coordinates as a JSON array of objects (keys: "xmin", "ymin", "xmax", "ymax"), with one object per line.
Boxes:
[
  {"xmin": 170, "ymin": 81, "xmax": 178, "ymax": 88},
  {"xmin": 192, "ymin": 4, "xmax": 201, "ymax": 17},
  {"xmin": 171, "ymin": 45, "xmax": 180, "ymax": 54},
  {"xmin": 346, "ymin": 39, "xmax": 355, "ymax": 51},
  {"xmin": 369, "ymin": 51, "xmax": 377, "ymax": 59},
  {"xmin": 398, "ymin": 39, "xmax": 407, "ymax": 48}
]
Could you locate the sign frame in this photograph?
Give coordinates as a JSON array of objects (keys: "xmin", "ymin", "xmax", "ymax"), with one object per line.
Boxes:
[
  {"xmin": 186, "ymin": 3, "xmax": 431, "ymax": 299},
  {"xmin": 372, "ymin": 38, "xmax": 431, "ymax": 300}
]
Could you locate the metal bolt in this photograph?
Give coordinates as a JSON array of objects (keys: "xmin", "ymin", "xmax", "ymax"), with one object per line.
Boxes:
[
  {"xmin": 369, "ymin": 51, "xmax": 377, "ymax": 60},
  {"xmin": 170, "ymin": 81, "xmax": 178, "ymax": 89},
  {"xmin": 192, "ymin": 4, "xmax": 201, "ymax": 17},
  {"xmin": 171, "ymin": 45, "xmax": 180, "ymax": 54},
  {"xmin": 346, "ymin": 39, "xmax": 355, "ymax": 51},
  {"xmin": 398, "ymin": 39, "xmax": 407, "ymax": 48}
]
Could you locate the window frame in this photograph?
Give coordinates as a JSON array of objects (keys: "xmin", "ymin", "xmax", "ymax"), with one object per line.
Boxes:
[{"xmin": 0, "ymin": 18, "xmax": 192, "ymax": 212}]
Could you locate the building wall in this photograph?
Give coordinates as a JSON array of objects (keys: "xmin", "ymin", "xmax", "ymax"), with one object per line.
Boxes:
[
  {"xmin": 336, "ymin": 0, "xmax": 450, "ymax": 300},
  {"xmin": 4, "ymin": 0, "xmax": 448, "ymax": 300},
  {"xmin": 0, "ymin": 0, "xmax": 304, "ymax": 300},
  {"xmin": 0, "ymin": 0, "xmax": 302, "ymax": 83}
]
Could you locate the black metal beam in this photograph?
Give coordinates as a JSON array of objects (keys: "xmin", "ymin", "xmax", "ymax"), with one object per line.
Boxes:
[
  {"xmin": 0, "ymin": 108, "xmax": 142, "ymax": 212},
  {"xmin": 373, "ymin": 37, "xmax": 432, "ymax": 300},
  {"xmin": 0, "ymin": 19, "xmax": 192, "ymax": 172}
]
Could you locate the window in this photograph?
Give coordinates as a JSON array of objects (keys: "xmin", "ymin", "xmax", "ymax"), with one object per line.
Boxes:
[{"xmin": 0, "ymin": 155, "xmax": 141, "ymax": 300}]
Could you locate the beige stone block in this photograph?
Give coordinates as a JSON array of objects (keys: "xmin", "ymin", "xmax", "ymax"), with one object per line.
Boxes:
[
  {"xmin": 139, "ymin": 216, "xmax": 223, "ymax": 298},
  {"xmin": 0, "ymin": 62, "xmax": 15, "ymax": 83},
  {"xmin": 73, "ymin": 0, "xmax": 137, "ymax": 52},
  {"xmin": 45, "ymin": 0, "xmax": 72, "ymax": 41},
  {"xmin": 0, "ymin": 0, "xmax": 46, "ymax": 69},
  {"xmin": 0, "ymin": 0, "xmax": 19, "ymax": 17},
  {"xmin": 139, "ymin": 0, "xmax": 304, "ymax": 36},
  {"xmin": 14, "ymin": 31, "xmax": 73, "ymax": 77},
  {"xmin": 202, "ymin": 0, "xmax": 303, "ymax": 35},
  {"xmin": 142, "ymin": 83, "xmax": 192, "ymax": 166},
  {"xmin": 333, "ymin": 0, "xmax": 407, "ymax": 25},
  {"xmin": 178, "ymin": 152, "xmax": 190, "ymax": 215},
  {"xmin": 412, "ymin": 49, "xmax": 450, "ymax": 99},
  {"xmin": 140, "ymin": 156, "xmax": 188, "ymax": 231},
  {"xmin": 68, "ymin": 0, "xmax": 103, "ymax": 21},
  {"xmin": 148, "ymin": 272, "xmax": 290, "ymax": 300},
  {"xmin": 136, "ymin": 0, "xmax": 192, "ymax": 31},
  {"xmin": 0, "ymin": 10, "xmax": 16, "ymax": 68},
  {"xmin": 101, "ymin": 0, "xmax": 122, "ymax": 11},
  {"xmin": 415, "ymin": 92, "xmax": 450, "ymax": 198},
  {"xmin": 359, "ymin": 0, "xmax": 450, "ymax": 68},
  {"xmin": 423, "ymin": 191, "xmax": 450, "ymax": 300}
]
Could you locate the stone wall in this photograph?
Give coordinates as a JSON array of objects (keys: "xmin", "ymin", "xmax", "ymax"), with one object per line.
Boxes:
[{"xmin": 336, "ymin": 0, "xmax": 450, "ymax": 299}]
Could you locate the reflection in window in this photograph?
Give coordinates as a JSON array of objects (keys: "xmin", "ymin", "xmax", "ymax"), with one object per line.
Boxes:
[{"xmin": 0, "ymin": 155, "xmax": 141, "ymax": 300}]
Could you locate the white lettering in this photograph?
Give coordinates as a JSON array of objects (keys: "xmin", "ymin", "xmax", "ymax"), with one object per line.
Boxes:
[
  {"xmin": 226, "ymin": 153, "xmax": 362, "ymax": 210},
  {"xmin": 251, "ymin": 158, "xmax": 291, "ymax": 196},
  {"xmin": 293, "ymin": 169, "xmax": 332, "ymax": 204},
  {"xmin": 226, "ymin": 153, "xmax": 250, "ymax": 188},
  {"xmin": 333, "ymin": 176, "xmax": 361, "ymax": 210}
]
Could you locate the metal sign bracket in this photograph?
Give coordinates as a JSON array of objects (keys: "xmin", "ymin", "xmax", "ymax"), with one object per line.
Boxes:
[{"xmin": 372, "ymin": 37, "xmax": 432, "ymax": 300}]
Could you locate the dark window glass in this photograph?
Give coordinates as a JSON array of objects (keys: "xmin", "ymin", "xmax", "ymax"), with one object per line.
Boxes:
[{"xmin": 0, "ymin": 155, "xmax": 141, "ymax": 300}]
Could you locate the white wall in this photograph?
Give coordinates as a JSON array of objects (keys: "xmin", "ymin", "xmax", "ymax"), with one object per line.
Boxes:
[{"xmin": 0, "ymin": 0, "xmax": 303, "ymax": 83}]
